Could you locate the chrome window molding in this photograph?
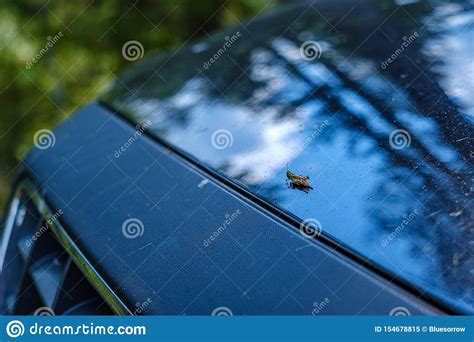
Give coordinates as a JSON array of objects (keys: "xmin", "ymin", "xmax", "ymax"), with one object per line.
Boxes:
[{"xmin": 1, "ymin": 178, "xmax": 132, "ymax": 315}]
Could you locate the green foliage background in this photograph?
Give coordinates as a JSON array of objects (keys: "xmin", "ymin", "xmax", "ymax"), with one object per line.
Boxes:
[{"xmin": 0, "ymin": 0, "xmax": 272, "ymax": 211}]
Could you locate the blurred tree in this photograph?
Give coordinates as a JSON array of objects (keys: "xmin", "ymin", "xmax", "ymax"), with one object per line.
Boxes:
[{"xmin": 0, "ymin": 0, "xmax": 274, "ymax": 209}]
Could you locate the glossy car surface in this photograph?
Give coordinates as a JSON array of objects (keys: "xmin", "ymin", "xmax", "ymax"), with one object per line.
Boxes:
[
  {"xmin": 101, "ymin": 0, "xmax": 474, "ymax": 313},
  {"xmin": 2, "ymin": 0, "xmax": 472, "ymax": 316}
]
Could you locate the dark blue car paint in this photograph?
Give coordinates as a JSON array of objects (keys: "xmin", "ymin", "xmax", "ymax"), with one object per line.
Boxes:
[
  {"xmin": 100, "ymin": 0, "xmax": 474, "ymax": 313},
  {"xmin": 22, "ymin": 103, "xmax": 442, "ymax": 315}
]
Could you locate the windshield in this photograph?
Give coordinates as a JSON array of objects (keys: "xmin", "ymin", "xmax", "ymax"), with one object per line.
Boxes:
[{"xmin": 101, "ymin": 0, "xmax": 474, "ymax": 312}]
